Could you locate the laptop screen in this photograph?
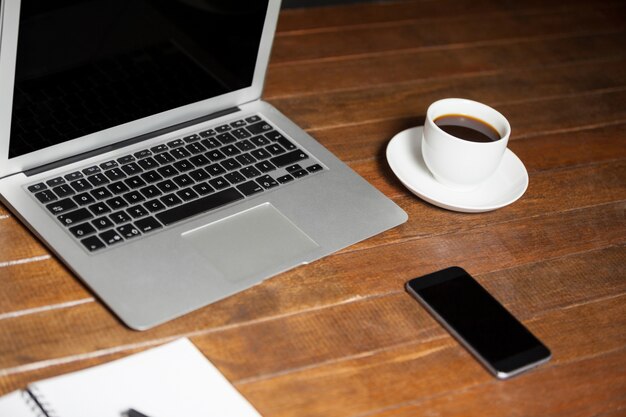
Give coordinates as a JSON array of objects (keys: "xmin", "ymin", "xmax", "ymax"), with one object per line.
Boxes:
[{"xmin": 8, "ymin": 0, "xmax": 269, "ymax": 158}]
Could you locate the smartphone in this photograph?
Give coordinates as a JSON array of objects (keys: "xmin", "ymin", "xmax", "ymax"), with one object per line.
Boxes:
[{"xmin": 405, "ymin": 267, "xmax": 551, "ymax": 379}]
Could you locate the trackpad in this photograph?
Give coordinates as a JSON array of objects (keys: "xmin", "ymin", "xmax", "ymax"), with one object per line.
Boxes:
[{"xmin": 182, "ymin": 203, "xmax": 319, "ymax": 282}]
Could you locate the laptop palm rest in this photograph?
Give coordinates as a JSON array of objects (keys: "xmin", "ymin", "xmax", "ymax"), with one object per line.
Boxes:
[{"xmin": 182, "ymin": 203, "xmax": 319, "ymax": 282}]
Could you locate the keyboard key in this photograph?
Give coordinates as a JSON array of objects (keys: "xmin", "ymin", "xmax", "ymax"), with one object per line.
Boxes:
[
  {"xmin": 236, "ymin": 153, "xmax": 256, "ymax": 166},
  {"xmin": 292, "ymin": 169, "xmax": 309, "ymax": 178},
  {"xmin": 266, "ymin": 143, "xmax": 286, "ymax": 155},
  {"xmin": 106, "ymin": 196, "xmax": 128, "ymax": 210},
  {"xmin": 64, "ymin": 171, "xmax": 83, "ymax": 181},
  {"xmin": 81, "ymin": 235, "xmax": 105, "ymax": 252},
  {"xmin": 53, "ymin": 184, "xmax": 75, "ymax": 198},
  {"xmin": 245, "ymin": 115, "xmax": 261, "ymax": 124},
  {"xmin": 117, "ymin": 224, "xmax": 141, "ymax": 239},
  {"xmin": 121, "ymin": 162, "xmax": 143, "ymax": 176},
  {"xmin": 257, "ymin": 175, "xmax": 279, "ymax": 189},
  {"xmin": 104, "ymin": 168, "xmax": 126, "ymax": 181},
  {"xmin": 140, "ymin": 170, "xmax": 163, "ymax": 183},
  {"xmin": 127, "ymin": 205, "xmax": 149, "ymax": 219},
  {"xmin": 139, "ymin": 185, "xmax": 161, "ymax": 199},
  {"xmin": 255, "ymin": 160, "xmax": 276, "ymax": 173},
  {"xmin": 117, "ymin": 155, "xmax": 135, "ymax": 164},
  {"xmin": 70, "ymin": 179, "xmax": 92, "ymax": 192},
  {"xmin": 216, "ymin": 132, "xmax": 237, "ymax": 145},
  {"xmin": 92, "ymin": 216, "xmax": 114, "ymax": 230},
  {"xmin": 28, "ymin": 183, "xmax": 47, "ymax": 193},
  {"xmin": 208, "ymin": 177, "xmax": 229, "ymax": 190},
  {"xmin": 151, "ymin": 144, "xmax": 169, "ymax": 153},
  {"xmin": 99, "ymin": 229, "xmax": 123, "ymax": 245},
  {"xmin": 82, "ymin": 166, "xmax": 101, "ymax": 175},
  {"xmin": 221, "ymin": 144, "xmax": 240, "ymax": 156},
  {"xmin": 134, "ymin": 149, "xmax": 152, "ymax": 159},
  {"xmin": 235, "ymin": 139, "xmax": 255, "ymax": 152},
  {"xmin": 100, "ymin": 160, "xmax": 118, "ymax": 170},
  {"xmin": 87, "ymin": 173, "xmax": 109, "ymax": 187},
  {"xmin": 170, "ymin": 147, "xmax": 191, "ymax": 159},
  {"xmin": 47, "ymin": 177, "xmax": 65, "ymax": 187},
  {"xmin": 192, "ymin": 182, "xmax": 214, "ymax": 195},
  {"xmin": 225, "ymin": 171, "xmax": 245, "ymax": 184},
  {"xmin": 215, "ymin": 124, "xmax": 231, "ymax": 133},
  {"xmin": 199, "ymin": 129, "xmax": 215, "ymax": 138},
  {"xmin": 73, "ymin": 192, "xmax": 95, "ymax": 206},
  {"xmin": 58, "ymin": 208, "xmax": 93, "ymax": 226},
  {"xmin": 307, "ymin": 164, "xmax": 324, "ymax": 173},
  {"xmin": 205, "ymin": 163, "xmax": 226, "ymax": 176},
  {"xmin": 88, "ymin": 202, "xmax": 111, "ymax": 216},
  {"xmin": 173, "ymin": 174, "xmax": 193, "ymax": 187},
  {"xmin": 277, "ymin": 174, "xmax": 294, "ymax": 184},
  {"xmin": 176, "ymin": 187, "xmax": 199, "ymax": 201},
  {"xmin": 206, "ymin": 149, "xmax": 226, "ymax": 161},
  {"xmin": 46, "ymin": 198, "xmax": 77, "ymax": 214},
  {"xmin": 230, "ymin": 119, "xmax": 246, "ymax": 128},
  {"xmin": 200, "ymin": 138, "xmax": 221, "ymax": 149},
  {"xmin": 240, "ymin": 166, "xmax": 261, "ymax": 178},
  {"xmin": 110, "ymin": 210, "xmax": 132, "ymax": 224},
  {"xmin": 185, "ymin": 142, "xmax": 205, "ymax": 154},
  {"xmin": 247, "ymin": 121, "xmax": 273, "ymax": 135},
  {"xmin": 157, "ymin": 165, "xmax": 178, "ymax": 178},
  {"xmin": 286, "ymin": 164, "xmax": 302, "ymax": 173},
  {"xmin": 124, "ymin": 175, "xmax": 147, "ymax": 189},
  {"xmin": 167, "ymin": 139, "xmax": 184, "ymax": 148},
  {"xmin": 135, "ymin": 217, "xmax": 163, "ymax": 233},
  {"xmin": 275, "ymin": 137, "xmax": 297, "ymax": 151},
  {"xmin": 137, "ymin": 157, "xmax": 159, "ymax": 170},
  {"xmin": 161, "ymin": 193, "xmax": 182, "ymax": 207},
  {"xmin": 157, "ymin": 179, "xmax": 178, "ymax": 193},
  {"xmin": 156, "ymin": 188, "xmax": 244, "ymax": 226},
  {"xmin": 221, "ymin": 158, "xmax": 241, "ymax": 171},
  {"xmin": 270, "ymin": 150, "xmax": 309, "ymax": 167},
  {"xmin": 70, "ymin": 222, "xmax": 96, "ymax": 238},
  {"xmin": 91, "ymin": 187, "xmax": 112, "ymax": 200},
  {"xmin": 108, "ymin": 181, "xmax": 130, "ymax": 195},
  {"xmin": 154, "ymin": 152, "xmax": 175, "ymax": 165},
  {"xmin": 250, "ymin": 135, "xmax": 271, "ymax": 147},
  {"xmin": 183, "ymin": 133, "xmax": 200, "ymax": 143},
  {"xmin": 123, "ymin": 190, "xmax": 145, "ymax": 205},
  {"xmin": 231, "ymin": 128, "xmax": 251, "ymax": 140},
  {"xmin": 250, "ymin": 148, "xmax": 271, "ymax": 160},
  {"xmin": 144, "ymin": 199, "xmax": 166, "ymax": 213},
  {"xmin": 35, "ymin": 190, "xmax": 57, "ymax": 203},
  {"xmin": 189, "ymin": 168, "xmax": 210, "ymax": 182},
  {"xmin": 173, "ymin": 160, "xmax": 193, "ymax": 172},
  {"xmin": 237, "ymin": 180, "xmax": 264, "ymax": 196}
]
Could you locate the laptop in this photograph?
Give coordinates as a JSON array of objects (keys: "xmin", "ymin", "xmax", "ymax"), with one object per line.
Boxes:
[{"xmin": 0, "ymin": 0, "xmax": 407, "ymax": 330}]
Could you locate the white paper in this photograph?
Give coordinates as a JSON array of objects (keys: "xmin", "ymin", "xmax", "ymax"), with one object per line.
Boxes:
[
  {"xmin": 0, "ymin": 390, "xmax": 45, "ymax": 417},
  {"xmin": 28, "ymin": 338, "xmax": 261, "ymax": 417}
]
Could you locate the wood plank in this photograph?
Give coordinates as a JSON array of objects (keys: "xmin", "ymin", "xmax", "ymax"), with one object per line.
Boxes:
[
  {"xmin": 276, "ymin": 0, "xmax": 621, "ymax": 33},
  {"xmin": 0, "ymin": 244, "xmax": 624, "ymax": 397},
  {"xmin": 266, "ymin": 31, "xmax": 626, "ymax": 98},
  {"xmin": 0, "ymin": 202, "xmax": 622, "ymax": 374},
  {"xmin": 272, "ymin": 4, "xmax": 626, "ymax": 63},
  {"xmin": 268, "ymin": 60, "xmax": 626, "ymax": 131}
]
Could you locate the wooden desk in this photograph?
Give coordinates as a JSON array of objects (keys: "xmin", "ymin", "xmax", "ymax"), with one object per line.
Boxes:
[{"xmin": 1, "ymin": 0, "xmax": 625, "ymax": 415}]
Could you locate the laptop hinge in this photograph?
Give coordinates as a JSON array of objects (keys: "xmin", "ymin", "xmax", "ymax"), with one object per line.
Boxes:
[{"xmin": 24, "ymin": 106, "xmax": 241, "ymax": 177}]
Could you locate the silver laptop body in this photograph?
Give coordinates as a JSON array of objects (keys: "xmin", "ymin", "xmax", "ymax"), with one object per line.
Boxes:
[{"xmin": 0, "ymin": 0, "xmax": 407, "ymax": 330}]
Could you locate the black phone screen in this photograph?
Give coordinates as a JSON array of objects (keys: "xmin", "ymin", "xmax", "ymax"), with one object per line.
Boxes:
[{"xmin": 406, "ymin": 267, "xmax": 550, "ymax": 377}]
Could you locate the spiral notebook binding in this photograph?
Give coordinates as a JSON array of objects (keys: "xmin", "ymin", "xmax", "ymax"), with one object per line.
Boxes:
[{"xmin": 23, "ymin": 387, "xmax": 59, "ymax": 417}]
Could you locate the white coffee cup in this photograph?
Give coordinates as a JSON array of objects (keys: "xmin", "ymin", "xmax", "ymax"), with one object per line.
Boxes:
[{"xmin": 421, "ymin": 98, "xmax": 511, "ymax": 190}]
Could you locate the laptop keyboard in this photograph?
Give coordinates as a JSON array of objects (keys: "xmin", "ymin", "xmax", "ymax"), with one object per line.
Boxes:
[{"xmin": 26, "ymin": 115, "xmax": 324, "ymax": 253}]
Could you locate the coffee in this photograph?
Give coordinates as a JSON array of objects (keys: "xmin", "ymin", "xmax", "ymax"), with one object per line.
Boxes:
[{"xmin": 434, "ymin": 114, "xmax": 501, "ymax": 143}]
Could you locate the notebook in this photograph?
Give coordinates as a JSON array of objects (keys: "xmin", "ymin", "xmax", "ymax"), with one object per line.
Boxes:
[
  {"xmin": 0, "ymin": 338, "xmax": 261, "ymax": 417},
  {"xmin": 0, "ymin": 0, "xmax": 407, "ymax": 330}
]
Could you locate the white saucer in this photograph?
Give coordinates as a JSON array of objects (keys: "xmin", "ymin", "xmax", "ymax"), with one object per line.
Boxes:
[{"xmin": 386, "ymin": 126, "xmax": 528, "ymax": 213}]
